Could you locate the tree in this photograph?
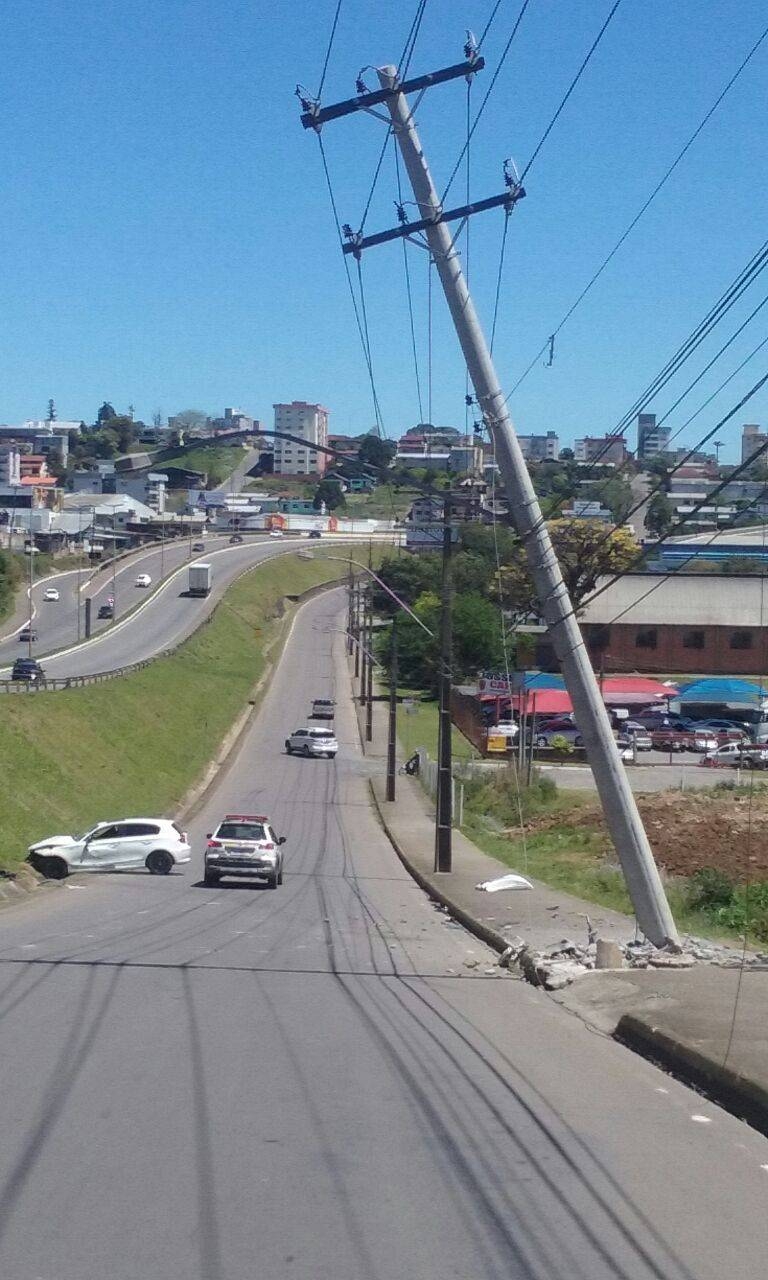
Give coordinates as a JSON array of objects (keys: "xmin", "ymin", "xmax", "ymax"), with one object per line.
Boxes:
[
  {"xmin": 645, "ymin": 491, "xmax": 674, "ymax": 537},
  {"xmin": 312, "ymin": 478, "xmax": 345, "ymax": 511},
  {"xmin": 173, "ymin": 409, "xmax": 210, "ymax": 431},
  {"xmin": 452, "ymin": 593, "xmax": 504, "ymax": 676},
  {"xmin": 496, "ymin": 519, "xmax": 638, "ymax": 613},
  {"xmin": 96, "ymin": 402, "xmax": 117, "ymax": 424},
  {"xmin": 371, "ymin": 553, "xmax": 440, "ymax": 615},
  {"xmin": 358, "ymin": 433, "xmax": 396, "ymax": 472},
  {"xmin": 377, "ymin": 589, "xmax": 505, "ymax": 689},
  {"xmin": 559, "ymin": 447, "xmax": 574, "ymax": 460}
]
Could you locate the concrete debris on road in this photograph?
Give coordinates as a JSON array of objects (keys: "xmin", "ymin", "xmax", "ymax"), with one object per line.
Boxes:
[{"xmin": 475, "ymin": 872, "xmax": 533, "ymax": 893}]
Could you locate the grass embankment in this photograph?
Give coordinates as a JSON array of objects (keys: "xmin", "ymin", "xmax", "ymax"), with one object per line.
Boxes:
[
  {"xmin": 397, "ymin": 694, "xmax": 478, "ymax": 763},
  {"xmin": 461, "ymin": 768, "xmax": 768, "ymax": 946},
  {"xmin": 159, "ymin": 444, "xmax": 245, "ymax": 486},
  {"xmin": 0, "ymin": 550, "xmax": 87, "ymax": 626},
  {"xmin": 0, "ymin": 552, "xmax": 358, "ymax": 872}
]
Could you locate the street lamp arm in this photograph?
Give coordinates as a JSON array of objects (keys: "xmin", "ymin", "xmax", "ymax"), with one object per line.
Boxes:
[
  {"xmin": 319, "ymin": 624, "xmax": 385, "ymax": 668},
  {"xmin": 320, "ymin": 555, "xmax": 434, "ymax": 636}
]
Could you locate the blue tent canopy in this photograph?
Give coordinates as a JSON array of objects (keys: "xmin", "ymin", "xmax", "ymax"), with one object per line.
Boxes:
[
  {"xmin": 524, "ymin": 673, "xmax": 565, "ymax": 690},
  {"xmin": 677, "ymin": 678, "xmax": 768, "ymax": 706}
]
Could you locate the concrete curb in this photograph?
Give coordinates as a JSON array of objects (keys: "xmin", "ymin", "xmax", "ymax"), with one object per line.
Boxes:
[
  {"xmin": 368, "ymin": 779, "xmax": 511, "ymax": 957},
  {"xmin": 615, "ymin": 1013, "xmax": 768, "ymax": 1139}
]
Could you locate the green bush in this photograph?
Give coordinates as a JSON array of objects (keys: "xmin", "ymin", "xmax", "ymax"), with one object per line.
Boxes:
[
  {"xmin": 686, "ymin": 867, "xmax": 735, "ymax": 911},
  {"xmin": 686, "ymin": 870, "xmax": 768, "ymax": 942}
]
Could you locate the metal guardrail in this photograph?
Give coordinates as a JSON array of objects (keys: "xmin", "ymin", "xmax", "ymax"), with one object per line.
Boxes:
[{"xmin": 0, "ymin": 569, "xmax": 353, "ymax": 694}]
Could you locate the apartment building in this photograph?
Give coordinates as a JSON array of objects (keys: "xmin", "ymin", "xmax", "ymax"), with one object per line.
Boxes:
[
  {"xmin": 518, "ymin": 431, "xmax": 560, "ymax": 462},
  {"xmin": 273, "ymin": 402, "xmax": 329, "ymax": 475},
  {"xmin": 574, "ymin": 434, "xmax": 628, "ymax": 465},
  {"xmin": 636, "ymin": 413, "xmax": 671, "ymax": 460}
]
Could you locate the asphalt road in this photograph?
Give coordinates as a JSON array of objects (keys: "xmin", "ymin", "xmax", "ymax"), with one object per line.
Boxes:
[
  {"xmin": 1, "ymin": 590, "xmax": 767, "ymax": 1279},
  {"xmin": 0, "ymin": 535, "xmax": 371, "ymax": 680},
  {"xmin": 0, "ymin": 534, "xmax": 231, "ymax": 667}
]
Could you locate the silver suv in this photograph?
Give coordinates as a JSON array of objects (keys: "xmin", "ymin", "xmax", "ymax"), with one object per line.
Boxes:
[
  {"xmin": 285, "ymin": 727, "xmax": 338, "ymax": 758},
  {"xmin": 204, "ymin": 815, "xmax": 285, "ymax": 888}
]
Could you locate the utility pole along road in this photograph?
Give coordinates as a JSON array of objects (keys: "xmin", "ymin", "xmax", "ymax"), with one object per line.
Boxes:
[{"xmin": 0, "ymin": 590, "xmax": 766, "ymax": 1279}]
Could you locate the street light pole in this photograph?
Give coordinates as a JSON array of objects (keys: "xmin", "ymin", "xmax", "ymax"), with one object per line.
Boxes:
[
  {"xmin": 111, "ymin": 510, "xmax": 118, "ymax": 610},
  {"xmin": 353, "ymin": 582, "xmax": 361, "ymax": 678},
  {"xmin": 360, "ymin": 587, "xmax": 368, "ymax": 705},
  {"xmin": 26, "ymin": 535, "xmax": 34, "ymax": 659},
  {"xmin": 365, "ymin": 590, "xmax": 374, "ymax": 743},
  {"xmin": 76, "ymin": 505, "xmax": 83, "ymax": 641},
  {"xmin": 386, "ymin": 615, "xmax": 398, "ymax": 801},
  {"xmin": 347, "ymin": 561, "xmax": 354, "ymax": 655},
  {"xmin": 435, "ymin": 489, "xmax": 453, "ymax": 872}
]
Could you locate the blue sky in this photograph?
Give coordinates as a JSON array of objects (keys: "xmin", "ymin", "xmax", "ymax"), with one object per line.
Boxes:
[{"xmin": 1, "ymin": 1, "xmax": 766, "ymax": 459}]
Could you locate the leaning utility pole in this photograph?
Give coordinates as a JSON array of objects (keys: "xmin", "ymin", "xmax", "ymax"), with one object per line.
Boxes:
[
  {"xmin": 435, "ymin": 488, "xmax": 453, "ymax": 872},
  {"xmin": 301, "ymin": 54, "xmax": 678, "ymax": 945}
]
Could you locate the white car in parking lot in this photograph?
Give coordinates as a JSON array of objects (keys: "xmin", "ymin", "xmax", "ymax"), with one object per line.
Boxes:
[
  {"xmin": 43, "ymin": 586, "xmax": 60, "ymax": 602},
  {"xmin": 27, "ymin": 819, "xmax": 191, "ymax": 879},
  {"xmin": 285, "ymin": 727, "xmax": 338, "ymax": 758},
  {"xmin": 135, "ymin": 572, "xmax": 152, "ymax": 587}
]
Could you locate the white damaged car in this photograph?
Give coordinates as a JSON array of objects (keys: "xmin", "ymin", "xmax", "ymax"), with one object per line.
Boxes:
[{"xmin": 27, "ymin": 818, "xmax": 191, "ymax": 879}]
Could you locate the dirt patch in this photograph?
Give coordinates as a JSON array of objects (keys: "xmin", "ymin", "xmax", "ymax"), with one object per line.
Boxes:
[{"xmin": 528, "ymin": 789, "xmax": 768, "ymax": 884}]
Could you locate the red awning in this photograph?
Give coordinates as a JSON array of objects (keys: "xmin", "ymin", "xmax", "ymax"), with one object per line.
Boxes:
[{"xmin": 599, "ymin": 677, "xmax": 677, "ymax": 706}]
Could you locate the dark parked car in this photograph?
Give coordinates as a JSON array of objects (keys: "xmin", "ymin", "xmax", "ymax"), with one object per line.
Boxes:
[
  {"xmin": 229, "ymin": 534, "xmax": 244, "ymax": 544},
  {"xmin": 192, "ymin": 542, "xmax": 205, "ymax": 552},
  {"xmin": 18, "ymin": 627, "xmax": 37, "ymax": 643},
  {"xmin": 98, "ymin": 603, "xmax": 115, "ymax": 620},
  {"xmin": 685, "ymin": 718, "xmax": 749, "ymax": 741},
  {"xmin": 11, "ymin": 657, "xmax": 44, "ymax": 682},
  {"xmin": 308, "ymin": 530, "xmax": 322, "ymax": 539}
]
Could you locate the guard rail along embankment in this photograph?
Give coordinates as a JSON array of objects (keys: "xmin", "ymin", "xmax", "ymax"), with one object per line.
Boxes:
[{"xmin": 0, "ymin": 578, "xmax": 340, "ymax": 694}]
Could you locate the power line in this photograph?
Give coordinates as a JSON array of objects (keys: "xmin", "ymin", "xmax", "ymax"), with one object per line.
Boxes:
[
  {"xmin": 518, "ymin": 0, "xmax": 624, "ymax": 184},
  {"xmin": 580, "ymin": 377, "xmax": 768, "ymax": 609},
  {"xmin": 539, "ymin": 236, "xmax": 768, "ymax": 502},
  {"xmin": 608, "ymin": 241, "xmax": 768, "ymax": 444},
  {"xmin": 584, "ymin": 369, "xmax": 768, "ymax": 569},
  {"xmin": 478, "ymin": 0, "xmax": 504, "ymax": 51},
  {"xmin": 604, "ymin": 485, "xmax": 768, "ymax": 627},
  {"xmin": 440, "ymin": 0, "xmax": 531, "ymax": 206},
  {"xmin": 317, "ymin": 0, "xmax": 344, "ymax": 99},
  {"xmin": 315, "ymin": 134, "xmax": 386, "ymax": 433},
  {"xmin": 490, "ymin": 207, "xmax": 512, "ymax": 355},
  {"xmin": 664, "ymin": 332, "xmax": 768, "ymax": 446},
  {"xmin": 504, "ymin": 20, "xmax": 768, "ymax": 399},
  {"xmin": 358, "ymin": 0, "xmax": 429, "ymax": 233},
  {"xmin": 651, "ymin": 290, "xmax": 768, "ymax": 445}
]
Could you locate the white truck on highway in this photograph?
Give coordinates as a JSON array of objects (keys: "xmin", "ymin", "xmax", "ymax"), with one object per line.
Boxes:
[{"xmin": 188, "ymin": 562, "xmax": 212, "ymax": 597}]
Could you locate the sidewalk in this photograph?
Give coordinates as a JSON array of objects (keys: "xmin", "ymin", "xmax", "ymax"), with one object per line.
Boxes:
[{"xmin": 353, "ymin": 661, "xmax": 768, "ymax": 1138}]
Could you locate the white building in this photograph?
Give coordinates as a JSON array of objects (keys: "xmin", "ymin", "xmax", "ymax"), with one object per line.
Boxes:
[
  {"xmin": 273, "ymin": 401, "xmax": 328, "ymax": 475},
  {"xmin": 518, "ymin": 431, "xmax": 559, "ymax": 462},
  {"xmin": 742, "ymin": 423, "xmax": 768, "ymax": 464},
  {"xmin": 0, "ymin": 445, "xmax": 21, "ymax": 486}
]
